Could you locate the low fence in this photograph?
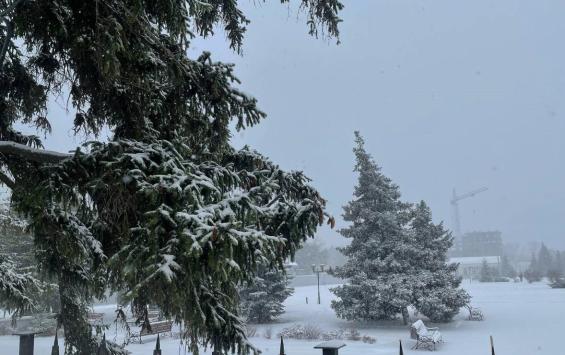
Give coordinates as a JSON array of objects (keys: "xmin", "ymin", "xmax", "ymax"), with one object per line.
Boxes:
[{"xmin": 14, "ymin": 333, "xmax": 499, "ymax": 355}]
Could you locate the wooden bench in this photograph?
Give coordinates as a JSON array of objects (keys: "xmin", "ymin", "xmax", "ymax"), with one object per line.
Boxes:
[
  {"xmin": 410, "ymin": 320, "xmax": 442, "ymax": 351},
  {"xmin": 131, "ymin": 320, "xmax": 173, "ymax": 344},
  {"xmin": 147, "ymin": 310, "xmax": 161, "ymax": 322},
  {"xmin": 87, "ymin": 312, "xmax": 104, "ymax": 326}
]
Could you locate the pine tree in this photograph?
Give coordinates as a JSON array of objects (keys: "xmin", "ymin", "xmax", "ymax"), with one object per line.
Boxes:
[
  {"xmin": 480, "ymin": 259, "xmax": 494, "ymax": 282},
  {"xmin": 0, "ymin": 201, "xmax": 59, "ymax": 315},
  {"xmin": 525, "ymin": 253, "xmax": 542, "ymax": 282},
  {"xmin": 0, "ymin": 1, "xmax": 343, "ymax": 353},
  {"xmin": 0, "ymin": 201, "xmax": 33, "ymax": 268},
  {"xmin": 500, "ymin": 255, "xmax": 517, "ymax": 278},
  {"xmin": 538, "ymin": 243, "xmax": 553, "ymax": 277},
  {"xmin": 239, "ymin": 266, "xmax": 293, "ymax": 324},
  {"xmin": 331, "ymin": 132, "xmax": 414, "ymax": 323},
  {"xmin": 548, "ymin": 251, "xmax": 563, "ymax": 282},
  {"xmin": 408, "ymin": 201, "xmax": 470, "ymax": 323}
]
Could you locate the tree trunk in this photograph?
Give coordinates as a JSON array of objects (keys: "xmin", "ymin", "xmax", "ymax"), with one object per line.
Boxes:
[
  {"xmin": 58, "ymin": 273, "xmax": 96, "ymax": 355},
  {"xmin": 401, "ymin": 307, "xmax": 410, "ymax": 326}
]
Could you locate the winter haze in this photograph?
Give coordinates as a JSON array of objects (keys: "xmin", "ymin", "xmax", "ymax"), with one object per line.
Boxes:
[{"xmin": 34, "ymin": 0, "xmax": 565, "ymax": 248}]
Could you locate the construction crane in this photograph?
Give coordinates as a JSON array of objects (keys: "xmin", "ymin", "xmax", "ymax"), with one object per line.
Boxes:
[{"xmin": 451, "ymin": 187, "xmax": 488, "ymax": 237}]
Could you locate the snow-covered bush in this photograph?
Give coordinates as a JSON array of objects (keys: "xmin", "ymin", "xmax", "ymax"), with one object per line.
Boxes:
[
  {"xmin": 278, "ymin": 324, "xmax": 322, "ymax": 340},
  {"xmin": 279, "ymin": 324, "xmax": 376, "ymax": 343}
]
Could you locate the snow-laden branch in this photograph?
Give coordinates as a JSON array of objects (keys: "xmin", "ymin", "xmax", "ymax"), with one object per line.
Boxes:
[
  {"xmin": 0, "ymin": 141, "xmax": 71, "ymax": 163},
  {"xmin": 0, "ymin": 171, "xmax": 15, "ymax": 189},
  {"xmin": 0, "ymin": 0, "xmax": 25, "ymax": 18}
]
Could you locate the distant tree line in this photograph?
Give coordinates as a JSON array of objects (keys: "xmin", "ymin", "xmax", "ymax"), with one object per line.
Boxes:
[
  {"xmin": 525, "ymin": 243, "xmax": 565, "ymax": 283},
  {"xmin": 293, "ymin": 241, "xmax": 346, "ymax": 274},
  {"xmin": 479, "ymin": 256, "xmax": 516, "ymax": 282}
]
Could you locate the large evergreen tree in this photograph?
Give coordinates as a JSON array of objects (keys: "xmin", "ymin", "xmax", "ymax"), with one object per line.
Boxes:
[
  {"xmin": 0, "ymin": 0, "xmax": 343, "ymax": 354},
  {"xmin": 409, "ymin": 201, "xmax": 469, "ymax": 323},
  {"xmin": 331, "ymin": 133, "xmax": 469, "ymax": 325},
  {"xmin": 330, "ymin": 131, "xmax": 413, "ymax": 323},
  {"xmin": 239, "ymin": 266, "xmax": 293, "ymax": 324}
]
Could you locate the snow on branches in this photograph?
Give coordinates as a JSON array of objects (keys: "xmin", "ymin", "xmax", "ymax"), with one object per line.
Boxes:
[
  {"xmin": 18, "ymin": 138, "xmax": 327, "ymax": 354},
  {"xmin": 0, "ymin": 255, "xmax": 42, "ymax": 319}
]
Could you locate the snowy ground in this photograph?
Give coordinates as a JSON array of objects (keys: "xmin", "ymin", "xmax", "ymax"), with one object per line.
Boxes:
[{"xmin": 1, "ymin": 280, "xmax": 564, "ymax": 354}]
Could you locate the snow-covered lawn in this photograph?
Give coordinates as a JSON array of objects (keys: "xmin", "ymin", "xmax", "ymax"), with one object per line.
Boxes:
[{"xmin": 1, "ymin": 280, "xmax": 564, "ymax": 354}]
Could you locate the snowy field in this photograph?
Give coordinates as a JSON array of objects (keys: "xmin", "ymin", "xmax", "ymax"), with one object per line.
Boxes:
[{"xmin": 1, "ymin": 280, "xmax": 564, "ymax": 354}]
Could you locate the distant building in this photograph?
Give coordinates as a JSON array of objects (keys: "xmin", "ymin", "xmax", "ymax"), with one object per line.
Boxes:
[
  {"xmin": 462, "ymin": 231, "xmax": 503, "ymax": 257},
  {"xmin": 450, "ymin": 231, "xmax": 503, "ymax": 257},
  {"xmin": 450, "ymin": 256, "xmax": 501, "ymax": 279}
]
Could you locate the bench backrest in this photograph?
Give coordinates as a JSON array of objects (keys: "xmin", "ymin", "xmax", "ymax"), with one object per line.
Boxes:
[
  {"xmin": 140, "ymin": 321, "xmax": 172, "ymax": 336},
  {"xmin": 411, "ymin": 320, "xmax": 429, "ymax": 338},
  {"xmin": 88, "ymin": 313, "xmax": 104, "ymax": 321}
]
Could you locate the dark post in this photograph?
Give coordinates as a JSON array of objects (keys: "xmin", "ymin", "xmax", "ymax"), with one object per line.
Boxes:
[
  {"xmin": 51, "ymin": 333, "xmax": 60, "ymax": 355},
  {"xmin": 279, "ymin": 336, "xmax": 285, "ymax": 355},
  {"xmin": 97, "ymin": 333, "xmax": 110, "ymax": 355},
  {"xmin": 312, "ymin": 264, "xmax": 326, "ymax": 304},
  {"xmin": 490, "ymin": 335, "xmax": 495, "ymax": 355},
  {"xmin": 153, "ymin": 334, "xmax": 162, "ymax": 355},
  {"xmin": 314, "ymin": 341, "xmax": 346, "ymax": 355},
  {"xmin": 13, "ymin": 331, "xmax": 37, "ymax": 355},
  {"xmin": 317, "ymin": 270, "xmax": 320, "ymax": 304},
  {"xmin": 399, "ymin": 340, "xmax": 404, "ymax": 355}
]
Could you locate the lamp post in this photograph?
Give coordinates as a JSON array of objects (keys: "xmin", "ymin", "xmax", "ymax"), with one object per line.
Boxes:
[{"xmin": 312, "ymin": 264, "xmax": 326, "ymax": 304}]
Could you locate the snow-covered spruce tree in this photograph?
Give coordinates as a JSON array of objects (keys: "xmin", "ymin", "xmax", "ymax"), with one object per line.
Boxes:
[
  {"xmin": 0, "ymin": 254, "xmax": 42, "ymax": 319},
  {"xmin": 330, "ymin": 131, "xmax": 414, "ymax": 323},
  {"xmin": 409, "ymin": 201, "xmax": 470, "ymax": 322},
  {"xmin": 0, "ymin": 201, "xmax": 59, "ymax": 315},
  {"xmin": 479, "ymin": 259, "xmax": 493, "ymax": 282},
  {"xmin": 239, "ymin": 265, "xmax": 293, "ymax": 324},
  {"xmin": 537, "ymin": 243, "xmax": 553, "ymax": 278},
  {"xmin": 0, "ymin": 201, "xmax": 33, "ymax": 268},
  {"xmin": 0, "ymin": 1, "xmax": 343, "ymax": 354},
  {"xmin": 525, "ymin": 253, "xmax": 542, "ymax": 282},
  {"xmin": 500, "ymin": 255, "xmax": 517, "ymax": 279}
]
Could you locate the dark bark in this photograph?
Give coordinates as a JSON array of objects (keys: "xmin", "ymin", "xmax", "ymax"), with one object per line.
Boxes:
[
  {"xmin": 401, "ymin": 307, "xmax": 410, "ymax": 326},
  {"xmin": 58, "ymin": 273, "xmax": 96, "ymax": 355}
]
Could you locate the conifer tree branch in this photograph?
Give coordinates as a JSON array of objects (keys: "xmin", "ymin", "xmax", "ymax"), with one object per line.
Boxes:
[
  {"xmin": 0, "ymin": 19, "xmax": 14, "ymax": 71},
  {"xmin": 0, "ymin": 0, "xmax": 25, "ymax": 18},
  {"xmin": 0, "ymin": 141, "xmax": 71, "ymax": 163},
  {"xmin": 0, "ymin": 170, "xmax": 15, "ymax": 189}
]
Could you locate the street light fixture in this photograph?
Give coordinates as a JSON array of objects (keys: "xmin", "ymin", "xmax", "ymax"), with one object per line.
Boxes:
[{"xmin": 312, "ymin": 264, "xmax": 326, "ymax": 304}]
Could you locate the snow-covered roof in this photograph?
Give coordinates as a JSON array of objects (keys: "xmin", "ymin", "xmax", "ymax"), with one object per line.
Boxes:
[{"xmin": 449, "ymin": 256, "xmax": 501, "ymax": 265}]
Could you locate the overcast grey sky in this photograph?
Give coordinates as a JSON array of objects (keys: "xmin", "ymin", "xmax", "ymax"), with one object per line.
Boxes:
[{"xmin": 39, "ymin": 0, "xmax": 565, "ymax": 248}]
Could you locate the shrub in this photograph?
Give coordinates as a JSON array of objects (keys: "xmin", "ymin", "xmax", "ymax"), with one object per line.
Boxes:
[{"xmin": 278, "ymin": 324, "xmax": 322, "ymax": 340}]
